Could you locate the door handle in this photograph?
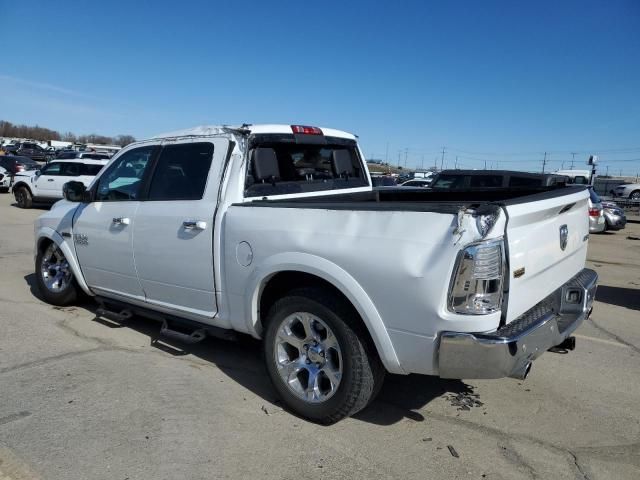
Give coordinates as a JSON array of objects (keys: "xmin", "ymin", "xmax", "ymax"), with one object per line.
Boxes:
[
  {"xmin": 47, "ymin": 178, "xmax": 55, "ymax": 182},
  {"xmin": 112, "ymin": 217, "xmax": 130, "ymax": 226},
  {"xmin": 182, "ymin": 220, "xmax": 207, "ymax": 230}
]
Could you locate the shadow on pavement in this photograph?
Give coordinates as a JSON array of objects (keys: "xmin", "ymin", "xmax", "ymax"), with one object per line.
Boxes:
[
  {"xmin": 355, "ymin": 375, "xmax": 477, "ymax": 425},
  {"xmin": 10, "ymin": 202, "xmax": 50, "ymax": 210},
  {"xmin": 596, "ymin": 285, "xmax": 640, "ymax": 311},
  {"xmin": 23, "ymin": 273, "xmax": 475, "ymax": 425}
]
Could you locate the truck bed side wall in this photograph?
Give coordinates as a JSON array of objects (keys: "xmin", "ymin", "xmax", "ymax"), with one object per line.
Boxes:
[{"xmin": 222, "ymin": 206, "xmax": 504, "ymax": 375}]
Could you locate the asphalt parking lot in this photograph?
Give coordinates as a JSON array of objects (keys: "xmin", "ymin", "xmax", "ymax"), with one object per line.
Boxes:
[{"xmin": 0, "ymin": 193, "xmax": 639, "ymax": 480}]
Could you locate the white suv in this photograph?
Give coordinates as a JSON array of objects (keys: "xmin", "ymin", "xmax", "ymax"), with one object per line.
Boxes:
[{"xmin": 12, "ymin": 159, "xmax": 108, "ymax": 208}]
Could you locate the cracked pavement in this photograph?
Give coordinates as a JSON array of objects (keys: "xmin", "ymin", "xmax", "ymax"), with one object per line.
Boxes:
[{"xmin": 0, "ymin": 194, "xmax": 639, "ymax": 479}]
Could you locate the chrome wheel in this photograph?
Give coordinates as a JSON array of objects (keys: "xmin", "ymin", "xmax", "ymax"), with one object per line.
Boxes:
[
  {"xmin": 40, "ymin": 244, "xmax": 72, "ymax": 293},
  {"xmin": 274, "ymin": 312, "xmax": 343, "ymax": 403}
]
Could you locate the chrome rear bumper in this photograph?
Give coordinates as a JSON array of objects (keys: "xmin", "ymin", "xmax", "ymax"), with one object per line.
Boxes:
[{"xmin": 438, "ymin": 268, "xmax": 598, "ymax": 379}]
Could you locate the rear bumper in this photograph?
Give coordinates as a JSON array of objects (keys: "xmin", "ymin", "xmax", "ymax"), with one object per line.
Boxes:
[
  {"xmin": 589, "ymin": 216, "xmax": 605, "ymax": 233},
  {"xmin": 438, "ymin": 268, "xmax": 598, "ymax": 379},
  {"xmin": 605, "ymin": 213, "xmax": 626, "ymax": 230}
]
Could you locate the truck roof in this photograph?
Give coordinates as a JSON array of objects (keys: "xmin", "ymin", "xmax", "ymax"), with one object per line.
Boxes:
[{"xmin": 152, "ymin": 124, "xmax": 357, "ymax": 141}]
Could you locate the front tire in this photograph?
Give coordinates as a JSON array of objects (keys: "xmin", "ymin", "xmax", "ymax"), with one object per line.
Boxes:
[
  {"xmin": 35, "ymin": 243, "xmax": 78, "ymax": 306},
  {"xmin": 630, "ymin": 190, "xmax": 640, "ymax": 200},
  {"xmin": 15, "ymin": 186, "xmax": 33, "ymax": 208},
  {"xmin": 263, "ymin": 287, "xmax": 384, "ymax": 424}
]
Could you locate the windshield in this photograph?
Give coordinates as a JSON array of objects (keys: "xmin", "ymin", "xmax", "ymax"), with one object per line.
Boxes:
[{"xmin": 245, "ymin": 140, "xmax": 368, "ymax": 197}]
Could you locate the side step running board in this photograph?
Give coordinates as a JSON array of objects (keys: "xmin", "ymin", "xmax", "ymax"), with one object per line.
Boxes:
[
  {"xmin": 96, "ymin": 303, "xmax": 133, "ymax": 325},
  {"xmin": 159, "ymin": 320, "xmax": 207, "ymax": 345}
]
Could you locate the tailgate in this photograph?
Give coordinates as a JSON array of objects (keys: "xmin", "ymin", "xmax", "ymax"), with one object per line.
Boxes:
[{"xmin": 503, "ymin": 188, "xmax": 590, "ymax": 323}]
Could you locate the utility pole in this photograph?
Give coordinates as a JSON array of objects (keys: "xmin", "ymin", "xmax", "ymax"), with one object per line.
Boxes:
[
  {"xmin": 484, "ymin": 159, "xmax": 487, "ymax": 170},
  {"xmin": 606, "ymin": 166, "xmax": 609, "ymax": 177},
  {"xmin": 440, "ymin": 147, "xmax": 446, "ymax": 171},
  {"xmin": 404, "ymin": 148, "xmax": 408, "ymax": 168},
  {"xmin": 385, "ymin": 143, "xmax": 389, "ymax": 164},
  {"xmin": 542, "ymin": 152, "xmax": 547, "ymax": 173},
  {"xmin": 398, "ymin": 151, "xmax": 401, "ymax": 168},
  {"xmin": 454, "ymin": 156, "xmax": 458, "ymax": 169},
  {"xmin": 570, "ymin": 152, "xmax": 576, "ymax": 170},
  {"xmin": 421, "ymin": 154, "xmax": 424, "ymax": 169}
]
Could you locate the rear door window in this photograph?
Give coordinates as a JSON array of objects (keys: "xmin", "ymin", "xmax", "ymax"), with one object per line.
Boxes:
[
  {"xmin": 82, "ymin": 164, "xmax": 105, "ymax": 176},
  {"xmin": 61, "ymin": 163, "xmax": 82, "ymax": 176},
  {"xmin": 148, "ymin": 142, "xmax": 214, "ymax": 201}
]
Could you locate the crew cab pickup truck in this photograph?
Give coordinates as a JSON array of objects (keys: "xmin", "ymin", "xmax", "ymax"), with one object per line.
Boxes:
[{"xmin": 33, "ymin": 124, "xmax": 597, "ymax": 423}]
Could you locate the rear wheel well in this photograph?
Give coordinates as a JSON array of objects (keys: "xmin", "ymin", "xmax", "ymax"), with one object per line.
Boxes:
[{"xmin": 259, "ymin": 271, "xmax": 378, "ymax": 355}]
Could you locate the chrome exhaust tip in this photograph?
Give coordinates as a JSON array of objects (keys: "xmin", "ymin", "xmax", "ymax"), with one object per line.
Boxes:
[{"xmin": 509, "ymin": 362, "xmax": 532, "ymax": 380}]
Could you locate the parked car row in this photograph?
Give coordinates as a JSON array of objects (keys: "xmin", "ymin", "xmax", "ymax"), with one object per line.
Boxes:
[{"xmin": 0, "ymin": 142, "xmax": 54, "ymax": 162}]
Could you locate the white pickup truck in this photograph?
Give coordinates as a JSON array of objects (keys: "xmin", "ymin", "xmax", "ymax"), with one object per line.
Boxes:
[{"xmin": 34, "ymin": 124, "xmax": 597, "ymax": 423}]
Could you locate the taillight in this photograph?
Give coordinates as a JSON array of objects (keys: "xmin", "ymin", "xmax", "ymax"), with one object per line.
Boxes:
[
  {"xmin": 16, "ymin": 165, "xmax": 25, "ymax": 172},
  {"xmin": 448, "ymin": 239, "xmax": 505, "ymax": 315},
  {"xmin": 291, "ymin": 125, "xmax": 323, "ymax": 135},
  {"xmin": 588, "ymin": 208, "xmax": 601, "ymax": 217}
]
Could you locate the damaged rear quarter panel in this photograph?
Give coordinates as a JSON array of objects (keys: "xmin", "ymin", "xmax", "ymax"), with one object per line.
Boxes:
[{"xmin": 222, "ymin": 204, "xmax": 505, "ymax": 375}]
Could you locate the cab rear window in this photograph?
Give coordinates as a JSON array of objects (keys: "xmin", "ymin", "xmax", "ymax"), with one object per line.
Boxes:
[{"xmin": 245, "ymin": 142, "xmax": 368, "ymax": 197}]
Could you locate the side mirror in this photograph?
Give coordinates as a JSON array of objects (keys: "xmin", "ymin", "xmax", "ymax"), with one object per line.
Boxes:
[{"xmin": 63, "ymin": 181, "xmax": 87, "ymax": 202}]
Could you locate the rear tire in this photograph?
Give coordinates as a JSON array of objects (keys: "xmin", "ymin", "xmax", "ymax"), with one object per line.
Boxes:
[
  {"xmin": 15, "ymin": 186, "xmax": 33, "ymax": 208},
  {"xmin": 263, "ymin": 287, "xmax": 384, "ymax": 424},
  {"xmin": 35, "ymin": 243, "xmax": 78, "ymax": 306}
]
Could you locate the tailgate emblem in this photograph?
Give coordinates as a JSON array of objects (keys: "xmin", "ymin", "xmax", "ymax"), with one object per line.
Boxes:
[{"xmin": 559, "ymin": 225, "xmax": 568, "ymax": 251}]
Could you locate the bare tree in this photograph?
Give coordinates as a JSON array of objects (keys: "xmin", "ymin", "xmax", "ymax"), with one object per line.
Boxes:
[{"xmin": 0, "ymin": 119, "xmax": 135, "ymax": 146}]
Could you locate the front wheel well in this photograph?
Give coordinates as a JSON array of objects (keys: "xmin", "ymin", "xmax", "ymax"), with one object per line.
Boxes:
[
  {"xmin": 36, "ymin": 238, "xmax": 55, "ymax": 258},
  {"xmin": 12, "ymin": 182, "xmax": 32, "ymax": 194},
  {"xmin": 258, "ymin": 271, "xmax": 378, "ymax": 356}
]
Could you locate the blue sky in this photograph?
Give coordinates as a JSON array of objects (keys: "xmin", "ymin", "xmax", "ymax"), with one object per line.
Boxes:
[{"xmin": 1, "ymin": 0, "xmax": 639, "ymax": 174}]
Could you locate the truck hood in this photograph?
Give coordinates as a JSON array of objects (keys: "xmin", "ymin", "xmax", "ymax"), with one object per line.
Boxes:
[
  {"xmin": 14, "ymin": 170, "xmax": 38, "ymax": 179},
  {"xmin": 35, "ymin": 199, "xmax": 80, "ymax": 237}
]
